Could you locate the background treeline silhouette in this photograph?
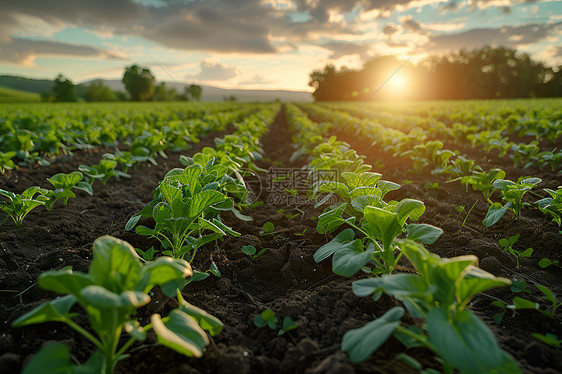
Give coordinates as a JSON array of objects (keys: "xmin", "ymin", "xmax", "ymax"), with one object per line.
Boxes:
[{"xmin": 309, "ymin": 46, "xmax": 562, "ymax": 101}]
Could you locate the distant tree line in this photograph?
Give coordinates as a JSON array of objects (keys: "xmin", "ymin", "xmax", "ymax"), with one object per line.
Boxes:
[
  {"xmin": 309, "ymin": 46, "xmax": 562, "ymax": 101},
  {"xmin": 41, "ymin": 64, "xmax": 202, "ymax": 102}
]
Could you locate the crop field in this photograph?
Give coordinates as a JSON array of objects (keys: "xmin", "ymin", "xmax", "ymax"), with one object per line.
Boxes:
[{"xmin": 1, "ymin": 99, "xmax": 561, "ymax": 374}]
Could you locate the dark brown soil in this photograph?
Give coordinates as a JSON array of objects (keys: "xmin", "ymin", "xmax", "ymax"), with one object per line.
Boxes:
[{"xmin": 1, "ymin": 107, "xmax": 561, "ymax": 374}]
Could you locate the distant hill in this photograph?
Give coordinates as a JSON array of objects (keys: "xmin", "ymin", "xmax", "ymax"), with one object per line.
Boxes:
[
  {"xmin": 0, "ymin": 75, "xmax": 313, "ymax": 102},
  {"xmin": 0, "ymin": 85, "xmax": 40, "ymax": 102},
  {"xmin": 81, "ymin": 79, "xmax": 313, "ymax": 102},
  {"xmin": 0, "ymin": 75, "xmax": 53, "ymax": 94}
]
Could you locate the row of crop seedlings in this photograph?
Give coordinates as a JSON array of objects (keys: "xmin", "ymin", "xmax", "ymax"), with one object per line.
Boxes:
[
  {"xmin": 299, "ymin": 104, "xmax": 562, "ymax": 230},
  {"xmin": 0, "ymin": 104, "xmax": 274, "ymax": 226},
  {"xmin": 285, "ymin": 103, "xmax": 521, "ymax": 373},
  {"xmin": 317, "ymin": 101, "xmax": 562, "ymax": 171},
  {"xmin": 0, "ymin": 102, "xmax": 258, "ymax": 172},
  {"xmin": 10, "ymin": 104, "xmax": 278, "ymax": 373}
]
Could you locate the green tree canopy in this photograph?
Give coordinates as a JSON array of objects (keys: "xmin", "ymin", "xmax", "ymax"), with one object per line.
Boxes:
[
  {"xmin": 83, "ymin": 80, "xmax": 117, "ymax": 102},
  {"xmin": 53, "ymin": 74, "xmax": 77, "ymax": 102},
  {"xmin": 186, "ymin": 84, "xmax": 203, "ymax": 101},
  {"xmin": 122, "ymin": 64, "xmax": 155, "ymax": 101}
]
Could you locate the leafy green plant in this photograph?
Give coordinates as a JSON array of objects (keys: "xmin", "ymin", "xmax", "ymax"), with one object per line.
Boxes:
[
  {"xmin": 260, "ymin": 221, "xmax": 275, "ymax": 235},
  {"xmin": 254, "ymin": 309, "xmax": 278, "ymax": 330},
  {"xmin": 278, "ymin": 316, "xmax": 299, "ymax": 336},
  {"xmin": 0, "ymin": 150, "xmax": 16, "ymax": 174},
  {"xmin": 0, "ymin": 186, "xmax": 47, "ymax": 226},
  {"xmin": 539, "ymin": 150, "xmax": 562, "ymax": 172},
  {"xmin": 253, "ymin": 310, "xmax": 298, "ymax": 336},
  {"xmin": 483, "ymin": 177, "xmax": 542, "ymax": 227},
  {"xmin": 498, "ymin": 234, "xmax": 533, "ymax": 268},
  {"xmin": 132, "ymin": 178, "xmax": 238, "ymax": 261},
  {"xmin": 536, "ymin": 187, "xmax": 562, "ymax": 227},
  {"xmin": 538, "ymin": 258, "xmax": 560, "ymax": 268},
  {"xmin": 315, "ymin": 197, "xmax": 442, "ymax": 276},
  {"xmin": 440, "ymin": 155, "xmax": 482, "ymax": 181},
  {"xmin": 12, "ymin": 236, "xmax": 222, "ymax": 374},
  {"xmin": 241, "ymin": 245, "xmax": 268, "ymax": 260},
  {"xmin": 461, "ymin": 168, "xmax": 505, "ymax": 203},
  {"xmin": 79, "ymin": 159, "xmax": 130, "ymax": 185},
  {"xmin": 42, "ymin": 171, "xmax": 93, "ymax": 210},
  {"xmin": 344, "ymin": 240, "xmax": 518, "ymax": 374}
]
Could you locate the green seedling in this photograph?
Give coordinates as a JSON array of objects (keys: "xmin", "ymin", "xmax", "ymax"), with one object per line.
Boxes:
[
  {"xmin": 498, "ymin": 234, "xmax": 533, "ymax": 268},
  {"xmin": 454, "ymin": 205, "xmax": 465, "ymax": 220},
  {"xmin": 241, "ymin": 245, "xmax": 268, "ymax": 260},
  {"xmin": 510, "ymin": 279, "xmax": 531, "ymax": 294},
  {"xmin": 508, "ymin": 284, "xmax": 559, "ymax": 319},
  {"xmin": 12, "ymin": 236, "xmax": 223, "ymax": 374},
  {"xmin": 42, "ymin": 171, "xmax": 93, "ymax": 210},
  {"xmin": 0, "ymin": 186, "xmax": 47, "ymax": 226},
  {"xmin": 461, "ymin": 168, "xmax": 505, "ymax": 203},
  {"xmin": 536, "ymin": 187, "xmax": 562, "ymax": 227},
  {"xmin": 294, "ymin": 228, "xmax": 308, "ymax": 237},
  {"xmin": 483, "ymin": 177, "xmax": 542, "ymax": 227},
  {"xmin": 344, "ymin": 240, "xmax": 518, "ymax": 374},
  {"xmin": 259, "ymin": 221, "xmax": 275, "ymax": 235},
  {"xmin": 79, "ymin": 159, "xmax": 130, "ymax": 185},
  {"xmin": 424, "ymin": 182, "xmax": 440, "ymax": 197},
  {"xmin": 538, "ymin": 258, "xmax": 560, "ymax": 268},
  {"xmin": 0, "ymin": 151, "xmax": 16, "ymax": 174},
  {"xmin": 254, "ymin": 309, "xmax": 278, "ymax": 330},
  {"xmin": 315, "ymin": 198, "xmax": 442, "ymax": 275},
  {"xmin": 539, "ymin": 150, "xmax": 562, "ymax": 172},
  {"xmin": 278, "ymin": 316, "xmax": 299, "ymax": 336},
  {"xmin": 135, "ymin": 246, "xmax": 155, "ymax": 262},
  {"xmin": 441, "ymin": 155, "xmax": 482, "ymax": 181},
  {"xmin": 132, "ymin": 179, "xmax": 238, "ymax": 261},
  {"xmin": 531, "ymin": 333, "xmax": 561, "ymax": 348}
]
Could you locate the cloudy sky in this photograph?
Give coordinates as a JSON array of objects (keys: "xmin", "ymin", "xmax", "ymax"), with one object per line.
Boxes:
[{"xmin": 0, "ymin": 0, "xmax": 560, "ymax": 91}]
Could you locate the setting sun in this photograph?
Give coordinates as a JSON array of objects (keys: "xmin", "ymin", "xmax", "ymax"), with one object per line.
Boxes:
[{"xmin": 389, "ymin": 74, "xmax": 406, "ymax": 90}]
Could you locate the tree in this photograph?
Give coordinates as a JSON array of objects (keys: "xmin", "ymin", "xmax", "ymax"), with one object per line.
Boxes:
[
  {"xmin": 186, "ymin": 84, "xmax": 202, "ymax": 101},
  {"xmin": 122, "ymin": 64, "xmax": 155, "ymax": 101},
  {"xmin": 53, "ymin": 74, "xmax": 77, "ymax": 102},
  {"xmin": 83, "ymin": 80, "xmax": 117, "ymax": 102}
]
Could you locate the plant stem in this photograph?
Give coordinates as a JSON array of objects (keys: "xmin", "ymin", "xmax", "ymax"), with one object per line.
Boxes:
[{"xmin": 65, "ymin": 318, "xmax": 104, "ymax": 351}]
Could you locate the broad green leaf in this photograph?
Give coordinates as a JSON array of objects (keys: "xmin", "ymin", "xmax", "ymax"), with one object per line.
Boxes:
[
  {"xmin": 12, "ymin": 295, "xmax": 76, "ymax": 327},
  {"xmin": 427, "ymin": 308, "xmax": 521, "ymax": 374},
  {"xmin": 511, "ymin": 297, "xmax": 539, "ymax": 310},
  {"xmin": 483, "ymin": 202, "xmax": 512, "ymax": 227},
  {"xmin": 394, "ymin": 199, "xmax": 425, "ymax": 224},
  {"xmin": 38, "ymin": 270, "xmax": 94, "ymax": 297},
  {"xmin": 406, "ymin": 224, "xmax": 443, "ymax": 245},
  {"xmin": 363, "ymin": 206, "xmax": 402, "ymax": 252},
  {"xmin": 332, "ymin": 239, "xmax": 372, "ymax": 277},
  {"xmin": 153, "ymin": 203, "xmax": 172, "ymax": 224},
  {"xmin": 179, "ymin": 301, "xmax": 224, "ymax": 336},
  {"xmin": 317, "ymin": 204, "xmax": 349, "ymax": 234},
  {"xmin": 152, "ymin": 310, "xmax": 209, "ymax": 358},
  {"xmin": 138, "ymin": 257, "xmax": 192, "ymax": 293},
  {"xmin": 377, "ymin": 180, "xmax": 401, "ymax": 198},
  {"xmin": 80, "ymin": 286, "xmax": 149, "ymax": 309},
  {"xmin": 341, "ymin": 307, "xmax": 404, "ymax": 363},
  {"xmin": 351, "ymin": 195, "xmax": 384, "ymax": 212},
  {"xmin": 350, "ymin": 186, "xmax": 381, "ymax": 199},
  {"xmin": 135, "ymin": 225, "xmax": 157, "ymax": 236},
  {"xmin": 88, "ymin": 236, "xmax": 142, "ymax": 292},
  {"xmin": 74, "ymin": 181, "xmax": 93, "ymax": 196},
  {"xmin": 21, "ymin": 343, "xmax": 75, "ymax": 374},
  {"xmin": 125, "ymin": 214, "xmax": 141, "ymax": 231},
  {"xmin": 536, "ymin": 284, "xmax": 557, "ymax": 305},
  {"xmin": 189, "ymin": 190, "xmax": 226, "ymax": 219},
  {"xmin": 314, "ymin": 228, "xmax": 355, "ymax": 263},
  {"xmin": 318, "ymin": 181, "xmax": 350, "ymax": 201},
  {"xmin": 457, "ymin": 266, "xmax": 511, "ymax": 308}
]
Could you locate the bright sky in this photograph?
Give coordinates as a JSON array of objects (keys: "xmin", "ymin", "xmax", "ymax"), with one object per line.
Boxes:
[{"xmin": 0, "ymin": 0, "xmax": 560, "ymax": 91}]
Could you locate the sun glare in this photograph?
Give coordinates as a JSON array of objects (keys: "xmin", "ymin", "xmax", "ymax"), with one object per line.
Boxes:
[{"xmin": 389, "ymin": 74, "xmax": 406, "ymax": 90}]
